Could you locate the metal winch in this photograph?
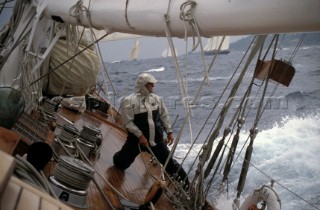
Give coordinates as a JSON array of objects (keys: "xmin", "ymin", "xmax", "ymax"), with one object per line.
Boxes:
[
  {"xmin": 77, "ymin": 125, "xmax": 102, "ymax": 157},
  {"xmin": 49, "ymin": 155, "xmax": 94, "ymax": 208},
  {"xmin": 39, "ymin": 98, "xmax": 58, "ymax": 125},
  {"xmin": 52, "ymin": 124, "xmax": 79, "ymax": 158}
]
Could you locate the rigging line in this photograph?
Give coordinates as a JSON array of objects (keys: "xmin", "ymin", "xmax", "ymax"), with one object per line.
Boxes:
[
  {"xmin": 84, "ymin": 6, "xmax": 117, "ymax": 98},
  {"xmin": 164, "ymin": 22, "xmax": 188, "ymax": 103},
  {"xmin": 189, "ymin": 36, "xmax": 261, "ymax": 201},
  {"xmin": 253, "ymin": 35, "xmax": 279, "ymax": 128},
  {"xmin": 214, "ymin": 35, "xmax": 292, "ymax": 198},
  {"xmin": 251, "ymin": 49, "xmax": 295, "ymax": 119},
  {"xmin": 232, "ymin": 34, "xmax": 276, "ymax": 126},
  {"xmin": 138, "ymin": 162, "xmax": 186, "ymax": 209},
  {"xmin": 138, "ymin": 145, "xmax": 161, "ymax": 181},
  {"xmin": 244, "ymin": 34, "xmax": 279, "ymax": 121},
  {"xmin": 179, "ymin": 1, "xmax": 200, "ymax": 51},
  {"xmin": 201, "ymin": 35, "xmax": 258, "ymax": 144},
  {"xmin": 0, "ymin": 10, "xmax": 34, "ymax": 71},
  {"xmin": 197, "ymin": 36, "xmax": 268, "ymax": 200},
  {"xmin": 0, "ymin": 0, "xmax": 15, "ymax": 7},
  {"xmin": 201, "ymin": 36, "xmax": 227, "ymax": 83},
  {"xmin": 0, "ymin": 0, "xmax": 21, "ymax": 39},
  {"xmin": 180, "ymin": 1, "xmax": 210, "ymax": 87},
  {"xmin": 226, "ymin": 35, "xmax": 279, "ymax": 180},
  {"xmin": 204, "ymin": 87, "xmax": 255, "ymax": 193},
  {"xmin": 124, "ymin": 0, "xmax": 134, "ymax": 29},
  {"xmin": 201, "ymin": 35, "xmax": 268, "ymax": 164},
  {"xmin": 204, "ymin": 56, "xmax": 261, "ymax": 182},
  {"xmin": 207, "ymin": 122, "xmax": 240, "ymax": 195},
  {"xmin": 217, "ymin": 109, "xmax": 241, "ymax": 172},
  {"xmin": 75, "ymin": 142, "xmax": 128, "ymax": 202},
  {"xmin": 233, "ymin": 38, "xmax": 280, "ymax": 205},
  {"xmin": 290, "ymin": 33, "xmax": 306, "ymax": 62},
  {"xmin": 273, "ymin": 33, "xmax": 286, "ymax": 57},
  {"xmin": 182, "ymin": 37, "xmax": 258, "ymax": 185},
  {"xmin": 204, "ymin": 130, "xmax": 235, "ymax": 196},
  {"xmin": 173, "ymin": 29, "xmax": 246, "ymax": 178},
  {"xmin": 28, "ymin": 32, "xmax": 109, "ymax": 87},
  {"xmin": 179, "ymin": 2, "xmax": 214, "ymax": 147},
  {"xmin": 57, "ymin": 25, "xmax": 86, "ymax": 97},
  {"xmin": 138, "ymin": 144, "xmax": 190, "ymax": 207},
  {"xmin": 165, "ymin": 12, "xmax": 212, "ymax": 187},
  {"xmin": 10, "ymin": 37, "xmax": 35, "ymax": 90},
  {"xmin": 175, "ymin": 20, "xmax": 194, "ymax": 148},
  {"xmin": 181, "ymin": 26, "xmax": 194, "ymax": 146},
  {"xmin": 256, "ymin": 33, "xmax": 306, "ymax": 122},
  {"xmin": 162, "ymin": 15, "xmax": 193, "ymax": 173},
  {"xmin": 91, "ymin": 44, "xmax": 117, "ymax": 104},
  {"xmin": 74, "ymin": 149, "xmax": 118, "ymax": 210},
  {"xmin": 179, "ymin": 2, "xmax": 203, "ymax": 146}
]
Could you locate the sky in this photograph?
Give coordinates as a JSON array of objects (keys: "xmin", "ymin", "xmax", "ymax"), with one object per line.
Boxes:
[
  {"xmin": 0, "ymin": 3, "xmax": 245, "ymax": 62},
  {"xmin": 98, "ymin": 35, "xmax": 246, "ymax": 61}
]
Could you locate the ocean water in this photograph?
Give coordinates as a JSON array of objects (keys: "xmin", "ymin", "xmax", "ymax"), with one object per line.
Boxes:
[{"xmin": 101, "ymin": 41, "xmax": 320, "ymax": 210}]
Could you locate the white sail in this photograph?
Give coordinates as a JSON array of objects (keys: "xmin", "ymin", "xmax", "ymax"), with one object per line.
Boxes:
[
  {"xmin": 204, "ymin": 36, "xmax": 230, "ymax": 55},
  {"xmin": 129, "ymin": 39, "xmax": 140, "ymax": 60},
  {"xmin": 162, "ymin": 47, "xmax": 178, "ymax": 57}
]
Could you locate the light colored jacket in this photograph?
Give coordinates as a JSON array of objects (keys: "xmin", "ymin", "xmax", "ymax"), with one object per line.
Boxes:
[{"xmin": 120, "ymin": 75, "xmax": 172, "ymax": 145}]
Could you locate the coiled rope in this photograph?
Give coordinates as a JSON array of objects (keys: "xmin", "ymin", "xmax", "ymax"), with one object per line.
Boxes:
[{"xmin": 13, "ymin": 154, "xmax": 57, "ymax": 198}]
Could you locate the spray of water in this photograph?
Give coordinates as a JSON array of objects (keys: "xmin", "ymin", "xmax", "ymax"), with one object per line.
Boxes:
[{"xmin": 175, "ymin": 115, "xmax": 320, "ymax": 210}]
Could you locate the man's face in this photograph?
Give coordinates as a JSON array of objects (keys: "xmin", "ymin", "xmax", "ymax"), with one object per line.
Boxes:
[{"xmin": 145, "ymin": 82, "xmax": 154, "ymax": 93}]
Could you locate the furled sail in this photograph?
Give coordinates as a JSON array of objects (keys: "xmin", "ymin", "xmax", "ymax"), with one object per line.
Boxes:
[
  {"xmin": 45, "ymin": 0, "xmax": 320, "ymax": 38},
  {"xmin": 45, "ymin": 39, "xmax": 101, "ymax": 96}
]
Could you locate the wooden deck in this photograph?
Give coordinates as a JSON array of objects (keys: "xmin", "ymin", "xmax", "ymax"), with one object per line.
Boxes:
[
  {"xmin": 1, "ymin": 100, "xmax": 215, "ymax": 210},
  {"xmin": 49, "ymin": 107, "xmax": 178, "ymax": 210}
]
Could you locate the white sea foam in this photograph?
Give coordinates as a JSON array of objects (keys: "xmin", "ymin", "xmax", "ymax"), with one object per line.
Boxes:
[
  {"xmin": 146, "ymin": 66, "xmax": 165, "ymax": 72},
  {"xmin": 175, "ymin": 115, "xmax": 320, "ymax": 210}
]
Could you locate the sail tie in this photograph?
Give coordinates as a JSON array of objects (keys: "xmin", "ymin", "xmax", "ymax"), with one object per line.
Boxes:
[{"xmin": 125, "ymin": 0, "xmax": 135, "ymax": 29}]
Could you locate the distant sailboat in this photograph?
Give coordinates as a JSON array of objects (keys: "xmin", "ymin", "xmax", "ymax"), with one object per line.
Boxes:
[
  {"xmin": 129, "ymin": 39, "xmax": 140, "ymax": 60},
  {"xmin": 161, "ymin": 46, "xmax": 178, "ymax": 57},
  {"xmin": 204, "ymin": 36, "xmax": 230, "ymax": 55}
]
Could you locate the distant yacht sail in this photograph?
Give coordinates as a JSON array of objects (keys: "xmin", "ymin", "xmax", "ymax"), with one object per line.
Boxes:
[
  {"xmin": 129, "ymin": 39, "xmax": 140, "ymax": 60},
  {"xmin": 162, "ymin": 46, "xmax": 178, "ymax": 57},
  {"xmin": 204, "ymin": 36, "xmax": 230, "ymax": 55}
]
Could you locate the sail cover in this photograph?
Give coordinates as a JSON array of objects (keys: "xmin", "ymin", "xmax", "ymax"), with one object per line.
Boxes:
[{"xmin": 46, "ymin": 39, "xmax": 101, "ymax": 96}]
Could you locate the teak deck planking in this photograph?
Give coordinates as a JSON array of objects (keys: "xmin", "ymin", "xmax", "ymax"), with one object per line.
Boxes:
[{"xmin": 51, "ymin": 108, "xmax": 175, "ymax": 210}]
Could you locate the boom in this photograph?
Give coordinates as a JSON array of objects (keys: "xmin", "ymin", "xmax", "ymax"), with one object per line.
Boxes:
[{"xmin": 44, "ymin": 0, "xmax": 320, "ymax": 37}]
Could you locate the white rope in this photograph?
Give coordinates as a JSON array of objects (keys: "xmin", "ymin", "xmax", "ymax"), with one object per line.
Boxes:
[
  {"xmin": 136, "ymin": 145, "xmax": 187, "ymax": 209},
  {"xmin": 14, "ymin": 154, "xmax": 57, "ymax": 198}
]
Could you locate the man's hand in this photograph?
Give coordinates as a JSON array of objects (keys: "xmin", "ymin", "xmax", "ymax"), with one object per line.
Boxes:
[
  {"xmin": 165, "ymin": 133, "xmax": 174, "ymax": 146},
  {"xmin": 139, "ymin": 134, "xmax": 148, "ymax": 147}
]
